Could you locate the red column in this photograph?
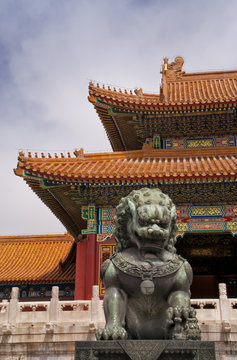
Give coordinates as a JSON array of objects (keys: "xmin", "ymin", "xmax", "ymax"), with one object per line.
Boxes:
[
  {"xmin": 95, "ymin": 240, "xmax": 100, "ymax": 290},
  {"xmin": 74, "ymin": 233, "xmax": 97, "ymax": 300},
  {"xmin": 74, "ymin": 240, "xmax": 87, "ymax": 300}
]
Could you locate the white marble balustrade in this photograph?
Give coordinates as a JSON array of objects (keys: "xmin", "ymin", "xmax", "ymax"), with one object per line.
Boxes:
[{"xmin": 0, "ymin": 284, "xmax": 237, "ymax": 344}]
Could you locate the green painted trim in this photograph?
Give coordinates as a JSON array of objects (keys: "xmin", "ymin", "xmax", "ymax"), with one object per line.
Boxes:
[
  {"xmin": 40, "ymin": 179, "xmax": 63, "ymax": 189},
  {"xmin": 81, "ymin": 229, "xmax": 97, "ymax": 234},
  {"xmin": 23, "ymin": 170, "xmax": 42, "ymax": 179}
]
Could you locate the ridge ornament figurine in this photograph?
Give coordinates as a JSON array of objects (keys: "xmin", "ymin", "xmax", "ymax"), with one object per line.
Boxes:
[{"xmin": 96, "ymin": 188, "xmax": 201, "ymax": 341}]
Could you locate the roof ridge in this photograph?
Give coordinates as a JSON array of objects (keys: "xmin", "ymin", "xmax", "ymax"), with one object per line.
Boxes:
[
  {"xmin": 18, "ymin": 151, "xmax": 76, "ymax": 161},
  {"xmin": 16, "ymin": 146, "xmax": 237, "ymax": 162},
  {"xmin": 0, "ymin": 234, "xmax": 74, "ymax": 242}
]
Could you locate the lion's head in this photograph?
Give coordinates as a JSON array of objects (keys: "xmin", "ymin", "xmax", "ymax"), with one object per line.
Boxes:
[{"xmin": 114, "ymin": 188, "xmax": 177, "ymax": 254}]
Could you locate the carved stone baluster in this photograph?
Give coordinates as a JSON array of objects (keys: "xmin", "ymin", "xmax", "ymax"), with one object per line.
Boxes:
[
  {"xmin": 219, "ymin": 283, "xmax": 231, "ymax": 333},
  {"xmin": 49, "ymin": 286, "xmax": 59, "ymax": 324},
  {"xmin": 90, "ymin": 285, "xmax": 100, "ymax": 332},
  {"xmin": 199, "ymin": 302, "xmax": 204, "ymax": 310},
  {"xmin": 8, "ymin": 287, "xmax": 19, "ymax": 325}
]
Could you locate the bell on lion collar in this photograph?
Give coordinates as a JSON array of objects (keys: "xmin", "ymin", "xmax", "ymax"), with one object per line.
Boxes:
[{"xmin": 140, "ymin": 279, "xmax": 155, "ymax": 295}]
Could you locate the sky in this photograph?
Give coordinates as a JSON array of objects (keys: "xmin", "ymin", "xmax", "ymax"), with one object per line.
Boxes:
[{"xmin": 1, "ymin": 0, "xmax": 237, "ymax": 235}]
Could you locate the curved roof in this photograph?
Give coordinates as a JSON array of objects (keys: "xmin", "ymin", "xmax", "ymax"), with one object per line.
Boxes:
[
  {"xmin": 89, "ymin": 59, "xmax": 237, "ymax": 111},
  {"xmin": 89, "ymin": 77, "xmax": 237, "ymax": 112},
  {"xmin": 14, "ymin": 147, "xmax": 237, "ymax": 237},
  {"xmin": 15, "ymin": 146, "xmax": 237, "ymax": 184},
  {"xmin": 0, "ymin": 234, "xmax": 75, "ymax": 283},
  {"xmin": 88, "ymin": 58, "xmax": 237, "ymax": 151}
]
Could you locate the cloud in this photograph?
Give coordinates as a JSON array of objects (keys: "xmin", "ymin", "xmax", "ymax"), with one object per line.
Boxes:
[{"xmin": 1, "ymin": 0, "xmax": 237, "ymax": 234}]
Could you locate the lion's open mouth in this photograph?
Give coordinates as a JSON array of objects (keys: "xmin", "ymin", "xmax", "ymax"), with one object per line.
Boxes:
[
  {"xmin": 135, "ymin": 232, "xmax": 165, "ymax": 253},
  {"xmin": 140, "ymin": 243, "xmax": 163, "ymax": 255},
  {"xmin": 139, "ymin": 239, "xmax": 165, "ymax": 257}
]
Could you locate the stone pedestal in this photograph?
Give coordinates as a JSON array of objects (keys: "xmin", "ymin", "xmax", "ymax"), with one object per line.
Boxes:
[{"xmin": 75, "ymin": 340, "xmax": 216, "ymax": 360}]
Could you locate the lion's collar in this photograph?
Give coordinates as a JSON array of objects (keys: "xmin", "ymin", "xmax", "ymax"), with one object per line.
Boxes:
[{"xmin": 112, "ymin": 252, "xmax": 184, "ymax": 279}]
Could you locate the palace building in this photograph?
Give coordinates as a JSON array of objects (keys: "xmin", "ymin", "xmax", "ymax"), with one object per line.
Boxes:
[
  {"xmin": 9, "ymin": 56, "xmax": 237, "ymax": 302},
  {"xmin": 0, "ymin": 56, "xmax": 236, "ymax": 359}
]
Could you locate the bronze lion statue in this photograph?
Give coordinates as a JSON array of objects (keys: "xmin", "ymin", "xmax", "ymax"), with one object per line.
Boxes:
[{"xmin": 96, "ymin": 188, "xmax": 200, "ymax": 340}]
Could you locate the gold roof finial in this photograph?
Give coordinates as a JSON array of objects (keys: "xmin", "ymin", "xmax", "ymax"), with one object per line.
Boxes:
[
  {"xmin": 162, "ymin": 56, "xmax": 185, "ymax": 80},
  {"xmin": 134, "ymin": 88, "xmax": 143, "ymax": 96},
  {"xmin": 18, "ymin": 151, "xmax": 25, "ymax": 160},
  {"xmin": 74, "ymin": 148, "xmax": 85, "ymax": 159}
]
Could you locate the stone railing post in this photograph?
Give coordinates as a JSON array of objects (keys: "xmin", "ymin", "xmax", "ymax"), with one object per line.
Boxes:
[
  {"xmin": 8, "ymin": 287, "xmax": 19, "ymax": 325},
  {"xmin": 219, "ymin": 283, "xmax": 231, "ymax": 333},
  {"xmin": 90, "ymin": 285, "xmax": 100, "ymax": 332},
  {"xmin": 49, "ymin": 286, "xmax": 59, "ymax": 323},
  {"xmin": 91, "ymin": 285, "xmax": 100, "ymax": 322}
]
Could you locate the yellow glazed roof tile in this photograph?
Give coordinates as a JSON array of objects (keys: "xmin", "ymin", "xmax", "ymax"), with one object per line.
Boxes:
[
  {"xmin": 0, "ymin": 234, "xmax": 75, "ymax": 283},
  {"xmin": 15, "ymin": 147, "xmax": 237, "ymax": 184}
]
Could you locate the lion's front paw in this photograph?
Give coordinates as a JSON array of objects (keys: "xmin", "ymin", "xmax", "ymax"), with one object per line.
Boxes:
[
  {"xmin": 167, "ymin": 306, "xmax": 193, "ymax": 324},
  {"xmin": 96, "ymin": 325, "xmax": 128, "ymax": 340},
  {"xmin": 167, "ymin": 306, "xmax": 200, "ymax": 340}
]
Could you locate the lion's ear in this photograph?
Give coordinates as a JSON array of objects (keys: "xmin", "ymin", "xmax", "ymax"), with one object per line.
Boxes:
[{"xmin": 128, "ymin": 199, "xmax": 136, "ymax": 216}]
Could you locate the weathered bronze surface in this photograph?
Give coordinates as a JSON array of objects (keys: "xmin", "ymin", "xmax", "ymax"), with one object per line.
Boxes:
[
  {"xmin": 75, "ymin": 340, "xmax": 216, "ymax": 360},
  {"xmin": 96, "ymin": 188, "xmax": 201, "ymax": 340}
]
